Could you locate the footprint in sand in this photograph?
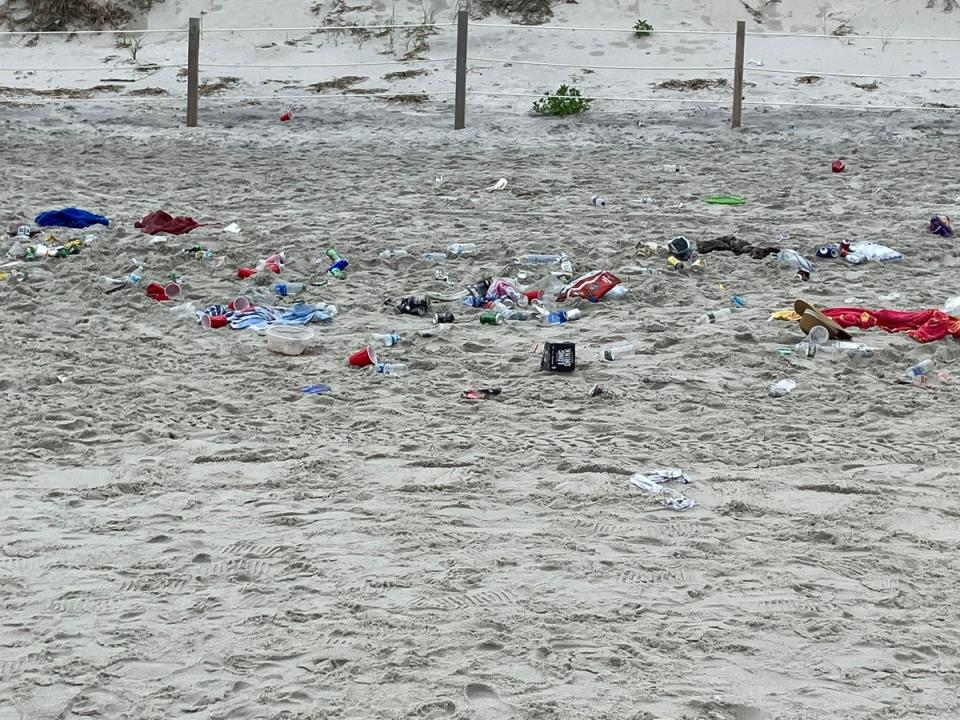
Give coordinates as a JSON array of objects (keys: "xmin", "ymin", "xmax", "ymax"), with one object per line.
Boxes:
[{"xmin": 464, "ymin": 683, "xmax": 513, "ymax": 717}]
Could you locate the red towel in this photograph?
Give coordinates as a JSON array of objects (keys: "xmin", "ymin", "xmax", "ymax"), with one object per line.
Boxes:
[
  {"xmin": 823, "ymin": 307, "xmax": 960, "ymax": 343},
  {"xmin": 135, "ymin": 210, "xmax": 202, "ymax": 235}
]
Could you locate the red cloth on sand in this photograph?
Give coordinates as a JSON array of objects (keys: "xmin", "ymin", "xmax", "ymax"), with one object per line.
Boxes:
[
  {"xmin": 822, "ymin": 307, "xmax": 960, "ymax": 343},
  {"xmin": 135, "ymin": 210, "xmax": 202, "ymax": 235}
]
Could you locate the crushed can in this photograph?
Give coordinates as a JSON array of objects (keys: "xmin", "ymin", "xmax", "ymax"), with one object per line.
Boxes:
[
  {"xmin": 541, "ymin": 341, "xmax": 576, "ymax": 372},
  {"xmin": 465, "ymin": 277, "xmax": 491, "ymax": 301},
  {"xmin": 433, "ymin": 312, "xmax": 455, "ymax": 324}
]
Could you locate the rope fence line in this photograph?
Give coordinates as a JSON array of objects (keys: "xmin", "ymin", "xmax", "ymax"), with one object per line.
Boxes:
[
  {"xmin": 1, "ymin": 13, "xmax": 959, "ymax": 124},
  {"xmin": 199, "ymin": 23, "xmax": 455, "ymax": 34},
  {"xmin": 199, "ymin": 57, "xmax": 454, "ymax": 69},
  {"xmin": 0, "ymin": 64, "xmax": 182, "ymax": 72},
  {"xmin": 468, "ymin": 57, "xmax": 733, "ymax": 71},
  {"xmin": 466, "ymin": 91, "xmax": 728, "ymax": 104},
  {"xmin": 748, "ymin": 68, "xmax": 960, "ymax": 81}
]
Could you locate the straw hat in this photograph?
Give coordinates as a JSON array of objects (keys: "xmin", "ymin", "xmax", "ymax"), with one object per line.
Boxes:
[{"xmin": 795, "ymin": 299, "xmax": 853, "ymax": 341}]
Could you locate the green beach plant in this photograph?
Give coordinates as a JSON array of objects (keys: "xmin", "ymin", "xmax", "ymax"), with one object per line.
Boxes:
[{"xmin": 532, "ymin": 84, "xmax": 592, "ymax": 117}]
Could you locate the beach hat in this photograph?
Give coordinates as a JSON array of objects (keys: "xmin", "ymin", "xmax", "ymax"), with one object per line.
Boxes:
[{"xmin": 795, "ymin": 299, "xmax": 852, "ymax": 341}]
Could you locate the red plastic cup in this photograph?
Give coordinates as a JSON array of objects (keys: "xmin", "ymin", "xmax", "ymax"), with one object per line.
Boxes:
[
  {"xmin": 264, "ymin": 260, "xmax": 282, "ymax": 273},
  {"xmin": 832, "ymin": 159, "xmax": 845, "ymax": 173},
  {"xmin": 201, "ymin": 314, "xmax": 229, "ymax": 330},
  {"xmin": 145, "ymin": 282, "xmax": 169, "ymax": 301},
  {"xmin": 237, "ymin": 267, "xmax": 257, "ymax": 279},
  {"xmin": 348, "ymin": 346, "xmax": 377, "ymax": 367},
  {"xmin": 280, "ymin": 111, "xmax": 292, "ymax": 122},
  {"xmin": 523, "ymin": 288, "xmax": 544, "ymax": 302},
  {"xmin": 230, "ymin": 296, "xmax": 251, "ymax": 312},
  {"xmin": 164, "ymin": 282, "xmax": 181, "ymax": 299}
]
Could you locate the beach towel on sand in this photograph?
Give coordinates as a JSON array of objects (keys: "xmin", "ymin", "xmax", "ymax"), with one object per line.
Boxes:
[
  {"xmin": 35, "ymin": 208, "xmax": 109, "ymax": 229},
  {"xmin": 135, "ymin": 211, "xmax": 202, "ymax": 235},
  {"xmin": 774, "ymin": 305, "xmax": 960, "ymax": 343}
]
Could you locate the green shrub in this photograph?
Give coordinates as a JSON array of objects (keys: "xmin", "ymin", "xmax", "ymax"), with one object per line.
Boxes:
[
  {"xmin": 633, "ymin": 18, "xmax": 654, "ymax": 37},
  {"xmin": 532, "ymin": 84, "xmax": 592, "ymax": 117}
]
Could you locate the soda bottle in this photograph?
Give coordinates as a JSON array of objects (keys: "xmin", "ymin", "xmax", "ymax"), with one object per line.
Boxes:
[
  {"xmin": 274, "ymin": 282, "xmax": 306, "ymax": 297},
  {"xmin": 374, "ymin": 363, "xmax": 409, "ymax": 377},
  {"xmin": 448, "ymin": 243, "xmax": 478, "ymax": 255},
  {"xmin": 603, "ymin": 344, "xmax": 634, "ymax": 361},
  {"xmin": 698, "ymin": 308, "xmax": 733, "ymax": 324},
  {"xmin": 373, "ymin": 333, "xmax": 401, "ymax": 347}
]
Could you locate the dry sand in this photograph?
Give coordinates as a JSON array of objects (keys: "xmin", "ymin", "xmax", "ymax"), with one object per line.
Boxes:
[{"xmin": 1, "ymin": 108, "xmax": 959, "ymax": 719}]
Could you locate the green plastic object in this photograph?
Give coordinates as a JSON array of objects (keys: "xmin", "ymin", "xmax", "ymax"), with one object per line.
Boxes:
[{"xmin": 704, "ymin": 196, "xmax": 746, "ymax": 205}]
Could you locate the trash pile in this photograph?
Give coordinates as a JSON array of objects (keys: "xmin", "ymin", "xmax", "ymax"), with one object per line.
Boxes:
[{"xmin": 4, "ymin": 180, "xmax": 957, "ymax": 517}]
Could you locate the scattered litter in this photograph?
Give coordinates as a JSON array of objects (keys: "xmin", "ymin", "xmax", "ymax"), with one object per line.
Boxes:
[
  {"xmin": 589, "ymin": 383, "xmax": 604, "ymax": 397},
  {"xmin": 302, "ymin": 384, "xmax": 331, "ymax": 395},
  {"xmin": 629, "ymin": 469, "xmax": 696, "ymax": 511},
  {"xmin": 222, "ymin": 222, "xmax": 241, "ymax": 234},
  {"xmin": 769, "ymin": 378, "xmax": 797, "ymax": 397},
  {"xmin": 928, "ymin": 215, "xmax": 953, "ymax": 238},
  {"xmin": 485, "ymin": 177, "xmax": 508, "ymax": 191},
  {"xmin": 591, "ymin": 194, "xmax": 607, "ymax": 207},
  {"xmin": 704, "ymin": 196, "xmax": 746, "ymax": 205},
  {"xmin": 461, "ymin": 386, "xmax": 502, "ymax": 401},
  {"xmin": 832, "ymin": 159, "xmax": 845, "ymax": 173}
]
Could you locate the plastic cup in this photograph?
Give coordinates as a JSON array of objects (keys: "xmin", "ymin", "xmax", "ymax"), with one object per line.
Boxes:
[
  {"xmin": 145, "ymin": 282, "xmax": 169, "ymax": 301},
  {"xmin": 807, "ymin": 325, "xmax": 830, "ymax": 346},
  {"xmin": 348, "ymin": 346, "xmax": 377, "ymax": 367},
  {"xmin": 231, "ymin": 296, "xmax": 251, "ymax": 312},
  {"xmin": 164, "ymin": 282, "xmax": 181, "ymax": 299},
  {"xmin": 201, "ymin": 314, "xmax": 229, "ymax": 330},
  {"xmin": 237, "ymin": 267, "xmax": 257, "ymax": 279}
]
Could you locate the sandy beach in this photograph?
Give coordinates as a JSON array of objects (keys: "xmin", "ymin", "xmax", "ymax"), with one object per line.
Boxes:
[{"xmin": 1, "ymin": 106, "xmax": 959, "ymax": 719}]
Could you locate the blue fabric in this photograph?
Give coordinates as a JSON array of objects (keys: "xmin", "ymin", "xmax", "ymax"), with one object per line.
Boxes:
[
  {"xmin": 35, "ymin": 208, "xmax": 109, "ymax": 229},
  {"xmin": 197, "ymin": 303, "xmax": 333, "ymax": 330}
]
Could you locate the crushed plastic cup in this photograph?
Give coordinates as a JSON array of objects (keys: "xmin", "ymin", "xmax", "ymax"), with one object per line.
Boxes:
[
  {"xmin": 202, "ymin": 314, "xmax": 229, "ymax": 330},
  {"xmin": 231, "ymin": 296, "xmax": 251, "ymax": 312},
  {"xmin": 832, "ymin": 159, "xmax": 845, "ymax": 173},
  {"xmin": 237, "ymin": 267, "xmax": 257, "ymax": 279},
  {"xmin": 348, "ymin": 346, "xmax": 377, "ymax": 368},
  {"xmin": 280, "ymin": 111, "xmax": 292, "ymax": 122},
  {"xmin": 769, "ymin": 379, "xmax": 797, "ymax": 397}
]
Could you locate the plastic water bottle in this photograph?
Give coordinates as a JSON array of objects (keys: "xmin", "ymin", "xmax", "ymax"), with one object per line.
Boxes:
[
  {"xmin": 374, "ymin": 362, "xmax": 409, "ymax": 377},
  {"xmin": 663, "ymin": 164, "xmax": 681, "ymax": 173},
  {"xmin": 422, "ymin": 252, "xmax": 447, "ymax": 262},
  {"xmin": 274, "ymin": 282, "xmax": 306, "ymax": 297},
  {"xmin": 602, "ymin": 285, "xmax": 630, "ymax": 301},
  {"xmin": 545, "ymin": 309, "xmax": 582, "ymax": 325},
  {"xmin": 591, "ymin": 195, "xmax": 607, "ymax": 207},
  {"xmin": 904, "ymin": 359, "xmax": 934, "ymax": 383},
  {"xmin": 373, "ymin": 333, "xmax": 401, "ymax": 347},
  {"xmin": 777, "ymin": 249, "xmax": 813, "ymax": 281},
  {"xmin": 520, "ymin": 254, "xmax": 564, "ymax": 265},
  {"xmin": 638, "ymin": 196, "xmax": 654, "ymax": 204},
  {"xmin": 448, "ymin": 243, "xmax": 478, "ymax": 255},
  {"xmin": 603, "ymin": 344, "xmax": 634, "ymax": 361},
  {"xmin": 98, "ymin": 273, "xmax": 142, "ymax": 293},
  {"xmin": 698, "ymin": 308, "xmax": 733, "ymax": 324}
]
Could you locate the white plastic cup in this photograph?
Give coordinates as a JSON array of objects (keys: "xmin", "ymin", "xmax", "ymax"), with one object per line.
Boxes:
[{"xmin": 807, "ymin": 325, "xmax": 829, "ymax": 346}]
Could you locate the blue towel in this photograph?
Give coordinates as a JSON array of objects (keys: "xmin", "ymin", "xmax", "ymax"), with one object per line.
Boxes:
[{"xmin": 35, "ymin": 208, "xmax": 109, "ymax": 229}]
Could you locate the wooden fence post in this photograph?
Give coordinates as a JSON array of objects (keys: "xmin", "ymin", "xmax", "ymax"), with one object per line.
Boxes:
[
  {"xmin": 731, "ymin": 20, "xmax": 745, "ymax": 129},
  {"xmin": 186, "ymin": 17, "xmax": 201, "ymax": 128},
  {"xmin": 454, "ymin": 9, "xmax": 468, "ymax": 130}
]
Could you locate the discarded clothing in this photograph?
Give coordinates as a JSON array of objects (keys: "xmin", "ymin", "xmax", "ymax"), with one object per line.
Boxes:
[
  {"xmin": 929, "ymin": 215, "xmax": 953, "ymax": 238},
  {"xmin": 197, "ymin": 302, "xmax": 336, "ymax": 331},
  {"xmin": 629, "ymin": 469, "xmax": 696, "ymax": 511},
  {"xmin": 697, "ymin": 235, "xmax": 780, "ymax": 260},
  {"xmin": 135, "ymin": 210, "xmax": 202, "ymax": 235},
  {"xmin": 35, "ymin": 208, "xmax": 109, "ymax": 229},
  {"xmin": 772, "ymin": 305, "xmax": 960, "ymax": 343},
  {"xmin": 821, "ymin": 307, "xmax": 960, "ymax": 344},
  {"xmin": 845, "ymin": 242, "xmax": 903, "ymax": 264}
]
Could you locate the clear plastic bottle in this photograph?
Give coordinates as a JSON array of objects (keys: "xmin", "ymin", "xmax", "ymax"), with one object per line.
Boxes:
[
  {"xmin": 379, "ymin": 248, "xmax": 409, "ymax": 259},
  {"xmin": 663, "ymin": 164, "xmax": 681, "ymax": 173},
  {"xmin": 591, "ymin": 195, "xmax": 607, "ymax": 207},
  {"xmin": 520, "ymin": 254, "xmax": 564, "ymax": 265},
  {"xmin": 448, "ymin": 243, "xmax": 478, "ymax": 255},
  {"xmin": 777, "ymin": 249, "xmax": 813, "ymax": 281},
  {"xmin": 373, "ymin": 333, "xmax": 401, "ymax": 347},
  {"xmin": 602, "ymin": 285, "xmax": 630, "ymax": 301},
  {"xmin": 904, "ymin": 358, "xmax": 934, "ymax": 383},
  {"xmin": 638, "ymin": 196, "xmax": 654, "ymax": 204},
  {"xmin": 603, "ymin": 344, "xmax": 634, "ymax": 361},
  {"xmin": 98, "ymin": 273, "xmax": 142, "ymax": 293},
  {"xmin": 274, "ymin": 282, "xmax": 306, "ymax": 297},
  {"xmin": 698, "ymin": 308, "xmax": 733, "ymax": 324},
  {"xmin": 374, "ymin": 362, "xmax": 409, "ymax": 377},
  {"xmin": 422, "ymin": 252, "xmax": 447, "ymax": 262}
]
